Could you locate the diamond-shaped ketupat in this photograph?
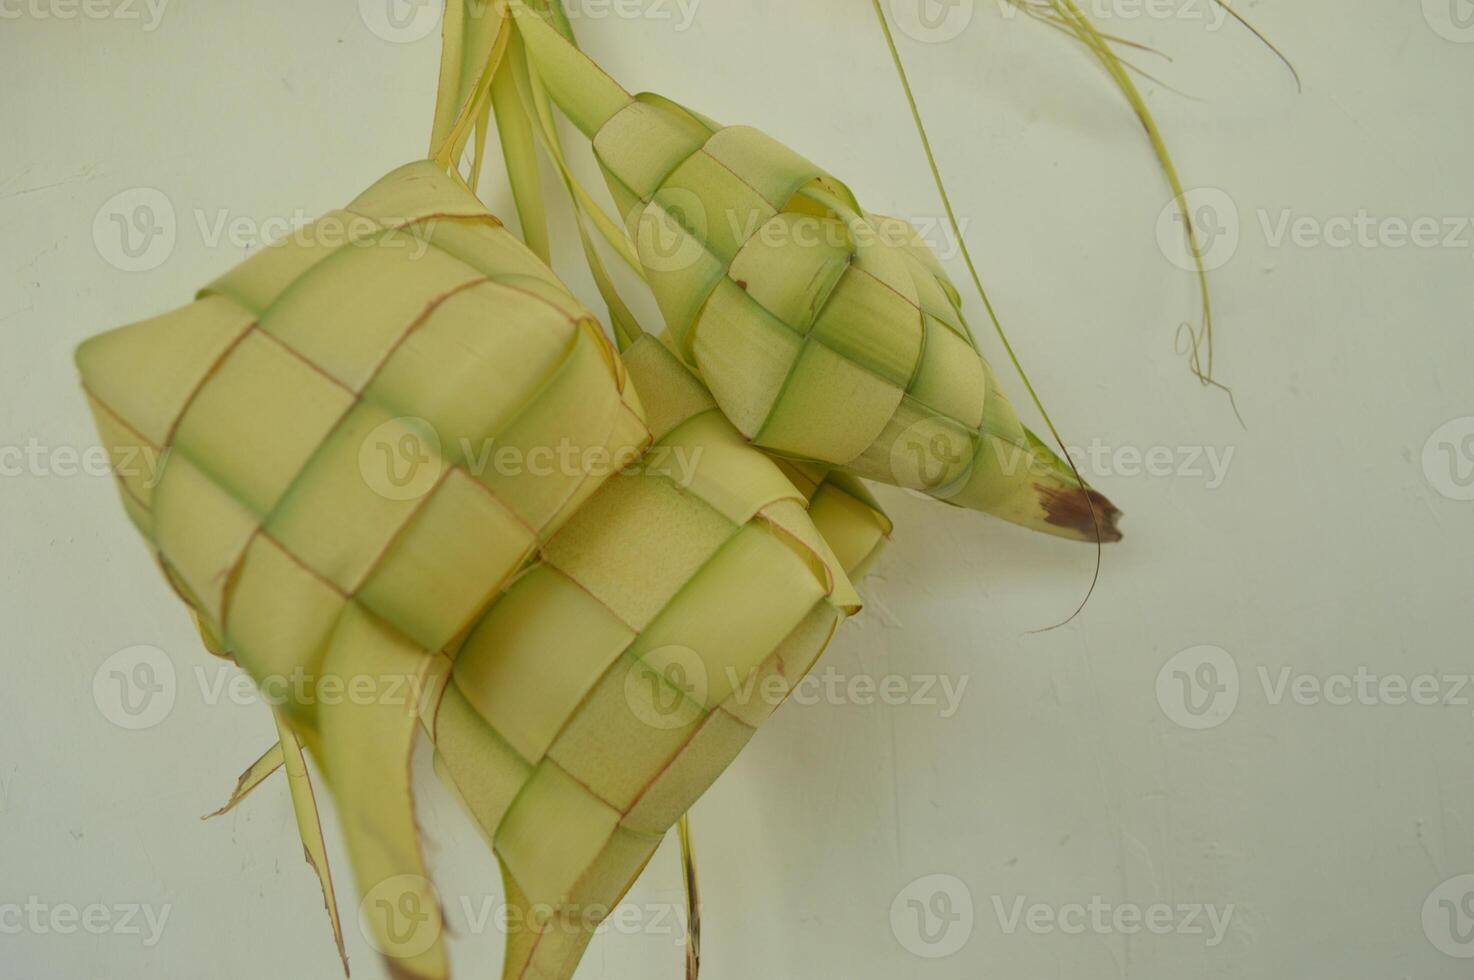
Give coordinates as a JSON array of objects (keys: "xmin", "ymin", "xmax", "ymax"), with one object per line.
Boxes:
[
  {"xmin": 77, "ymin": 160, "xmax": 648, "ymax": 979},
  {"xmin": 78, "ymin": 160, "xmax": 894, "ymax": 980},
  {"xmin": 428, "ymin": 332, "xmax": 891, "ymax": 980}
]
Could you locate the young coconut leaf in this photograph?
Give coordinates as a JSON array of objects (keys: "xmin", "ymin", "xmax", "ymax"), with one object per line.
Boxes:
[
  {"xmin": 273, "ymin": 710, "xmax": 351, "ymax": 976},
  {"xmin": 203, "ymin": 741, "xmax": 284, "ymax": 821},
  {"xmin": 677, "ymin": 813, "xmax": 701, "ymax": 980},
  {"xmin": 204, "ymin": 723, "xmax": 349, "ymax": 975},
  {"xmin": 1006, "ymin": 0, "xmax": 1297, "ymax": 418}
]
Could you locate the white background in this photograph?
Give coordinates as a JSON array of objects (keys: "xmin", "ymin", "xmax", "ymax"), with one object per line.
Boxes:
[{"xmin": 4, "ymin": 1, "xmax": 1474, "ymax": 977}]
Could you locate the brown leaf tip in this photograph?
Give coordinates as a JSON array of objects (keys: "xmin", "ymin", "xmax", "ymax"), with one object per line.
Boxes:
[{"xmin": 1035, "ymin": 483, "xmax": 1124, "ymax": 544}]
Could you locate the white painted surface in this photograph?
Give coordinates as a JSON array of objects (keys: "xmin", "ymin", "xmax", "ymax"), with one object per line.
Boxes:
[{"xmin": 3, "ymin": 2, "xmax": 1473, "ymax": 978}]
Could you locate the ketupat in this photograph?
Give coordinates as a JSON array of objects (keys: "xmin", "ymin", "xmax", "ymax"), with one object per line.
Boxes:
[
  {"xmin": 510, "ymin": 3, "xmax": 1121, "ymax": 544},
  {"xmin": 76, "ymin": 158, "xmax": 891, "ymax": 979},
  {"xmin": 75, "ymin": 2, "xmax": 1133, "ymax": 977},
  {"xmin": 77, "ymin": 159, "xmax": 649, "ymax": 978},
  {"xmin": 427, "ymin": 330, "xmax": 889, "ymax": 979}
]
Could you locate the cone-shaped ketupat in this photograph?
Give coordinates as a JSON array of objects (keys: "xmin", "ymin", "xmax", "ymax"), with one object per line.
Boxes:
[
  {"xmin": 510, "ymin": 2, "xmax": 1121, "ymax": 543},
  {"xmin": 76, "ymin": 160, "xmax": 653, "ymax": 978}
]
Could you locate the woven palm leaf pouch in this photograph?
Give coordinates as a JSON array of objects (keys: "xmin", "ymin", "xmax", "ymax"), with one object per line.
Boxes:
[{"xmin": 78, "ymin": 151, "xmax": 891, "ymax": 976}]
